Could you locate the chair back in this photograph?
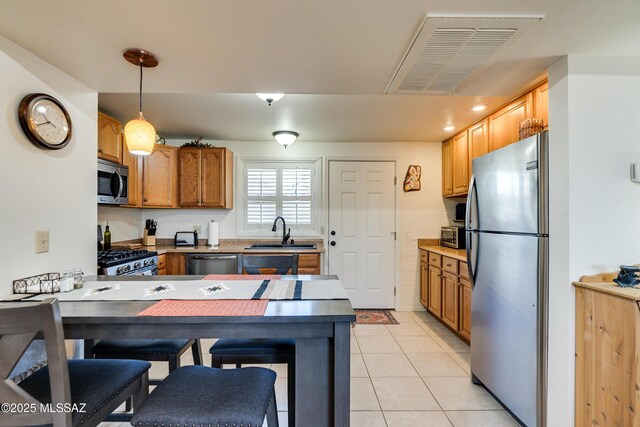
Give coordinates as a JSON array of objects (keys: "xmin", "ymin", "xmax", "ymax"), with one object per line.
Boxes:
[
  {"xmin": 241, "ymin": 254, "xmax": 299, "ymax": 275},
  {"xmin": 0, "ymin": 298, "xmax": 72, "ymax": 427}
]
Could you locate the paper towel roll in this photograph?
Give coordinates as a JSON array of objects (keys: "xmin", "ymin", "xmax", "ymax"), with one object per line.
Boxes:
[{"xmin": 208, "ymin": 220, "xmax": 219, "ymax": 247}]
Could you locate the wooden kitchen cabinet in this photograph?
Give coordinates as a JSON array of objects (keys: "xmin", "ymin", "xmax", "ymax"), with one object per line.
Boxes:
[
  {"xmin": 534, "ymin": 81, "xmax": 549, "ymax": 129},
  {"xmin": 441, "ymin": 271, "xmax": 459, "ymax": 330},
  {"xmin": 178, "ymin": 147, "xmax": 233, "ymax": 208},
  {"xmin": 427, "ymin": 265, "xmax": 442, "ymax": 317},
  {"xmin": 98, "ymin": 112, "xmax": 122, "ymax": 163},
  {"xmin": 298, "ymin": 253, "xmax": 321, "ymax": 275},
  {"xmin": 142, "ymin": 145, "xmax": 179, "ymax": 207},
  {"xmin": 488, "ymin": 92, "xmax": 534, "ymax": 152},
  {"xmin": 420, "ymin": 248, "xmax": 471, "ymax": 343},
  {"xmin": 468, "ymin": 119, "xmax": 489, "ymax": 177},
  {"xmin": 458, "ymin": 277, "xmax": 472, "ymax": 341},
  {"xmin": 121, "ymin": 136, "xmax": 142, "ymax": 207},
  {"xmin": 442, "ymin": 139, "xmax": 453, "ymax": 196},
  {"xmin": 157, "ymin": 254, "xmax": 167, "ymax": 275},
  {"xmin": 165, "ymin": 253, "xmax": 186, "ymax": 275},
  {"xmin": 451, "ymin": 131, "xmax": 469, "ymax": 195}
]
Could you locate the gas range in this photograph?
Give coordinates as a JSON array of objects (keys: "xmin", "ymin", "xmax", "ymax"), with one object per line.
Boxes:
[{"xmin": 98, "ymin": 249, "xmax": 159, "ymax": 276}]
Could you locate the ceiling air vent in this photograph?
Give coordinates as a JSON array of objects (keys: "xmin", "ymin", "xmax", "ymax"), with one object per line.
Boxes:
[{"xmin": 385, "ymin": 15, "xmax": 543, "ymax": 95}]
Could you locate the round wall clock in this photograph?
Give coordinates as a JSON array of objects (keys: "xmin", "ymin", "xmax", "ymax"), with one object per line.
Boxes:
[{"xmin": 18, "ymin": 93, "xmax": 73, "ymax": 150}]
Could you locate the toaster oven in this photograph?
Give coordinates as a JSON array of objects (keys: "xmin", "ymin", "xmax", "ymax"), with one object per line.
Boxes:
[{"xmin": 441, "ymin": 226, "xmax": 465, "ymax": 249}]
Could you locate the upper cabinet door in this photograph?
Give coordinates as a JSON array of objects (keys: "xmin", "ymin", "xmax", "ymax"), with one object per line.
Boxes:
[
  {"xmin": 451, "ymin": 131, "xmax": 469, "ymax": 195},
  {"xmin": 121, "ymin": 136, "xmax": 142, "ymax": 207},
  {"xmin": 488, "ymin": 92, "xmax": 533, "ymax": 152},
  {"xmin": 442, "ymin": 140, "xmax": 453, "ymax": 196},
  {"xmin": 97, "ymin": 112, "xmax": 122, "ymax": 163},
  {"xmin": 142, "ymin": 145, "xmax": 178, "ymax": 207},
  {"xmin": 178, "ymin": 148, "xmax": 202, "ymax": 207},
  {"xmin": 468, "ymin": 119, "xmax": 489, "ymax": 177},
  {"xmin": 201, "ymin": 148, "xmax": 225, "ymax": 208},
  {"xmin": 534, "ymin": 82, "xmax": 549, "ymax": 129}
]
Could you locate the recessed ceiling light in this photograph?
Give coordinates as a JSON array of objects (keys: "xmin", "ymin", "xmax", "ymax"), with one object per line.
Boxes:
[
  {"xmin": 471, "ymin": 104, "xmax": 487, "ymax": 112},
  {"xmin": 256, "ymin": 93, "xmax": 284, "ymax": 106},
  {"xmin": 443, "ymin": 125, "xmax": 455, "ymax": 132}
]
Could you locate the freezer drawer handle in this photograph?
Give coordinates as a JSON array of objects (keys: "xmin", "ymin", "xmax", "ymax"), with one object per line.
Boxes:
[{"xmin": 190, "ymin": 255, "xmax": 238, "ymax": 260}]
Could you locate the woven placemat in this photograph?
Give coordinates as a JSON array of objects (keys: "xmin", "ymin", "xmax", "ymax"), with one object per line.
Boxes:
[
  {"xmin": 203, "ymin": 274, "xmax": 282, "ymax": 280},
  {"xmin": 137, "ymin": 299, "xmax": 268, "ymax": 317}
]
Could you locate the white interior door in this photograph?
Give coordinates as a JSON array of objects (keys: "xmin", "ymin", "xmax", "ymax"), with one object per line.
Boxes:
[{"xmin": 328, "ymin": 161, "xmax": 396, "ymax": 308}]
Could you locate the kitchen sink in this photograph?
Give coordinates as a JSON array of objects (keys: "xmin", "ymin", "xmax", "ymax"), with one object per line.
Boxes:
[{"xmin": 246, "ymin": 243, "xmax": 316, "ymax": 249}]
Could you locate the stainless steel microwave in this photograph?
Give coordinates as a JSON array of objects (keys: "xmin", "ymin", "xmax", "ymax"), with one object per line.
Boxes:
[
  {"xmin": 97, "ymin": 159, "xmax": 128, "ymax": 205},
  {"xmin": 441, "ymin": 226, "xmax": 465, "ymax": 249}
]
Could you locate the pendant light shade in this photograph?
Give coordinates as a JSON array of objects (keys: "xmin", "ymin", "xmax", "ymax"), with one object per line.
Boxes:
[
  {"xmin": 273, "ymin": 130, "xmax": 298, "ymax": 148},
  {"xmin": 123, "ymin": 48, "xmax": 158, "ymax": 156},
  {"xmin": 124, "ymin": 112, "xmax": 156, "ymax": 155},
  {"xmin": 256, "ymin": 93, "xmax": 284, "ymax": 106}
]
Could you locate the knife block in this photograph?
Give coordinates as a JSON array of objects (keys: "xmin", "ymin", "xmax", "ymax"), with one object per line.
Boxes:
[{"xmin": 142, "ymin": 230, "xmax": 156, "ymax": 247}]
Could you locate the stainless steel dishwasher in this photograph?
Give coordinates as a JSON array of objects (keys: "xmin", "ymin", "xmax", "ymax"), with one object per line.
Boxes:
[{"xmin": 185, "ymin": 253, "xmax": 241, "ymax": 274}]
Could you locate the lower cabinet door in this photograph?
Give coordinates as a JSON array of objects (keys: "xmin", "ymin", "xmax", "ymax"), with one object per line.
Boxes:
[
  {"xmin": 459, "ymin": 277, "xmax": 472, "ymax": 341},
  {"xmin": 427, "ymin": 266, "xmax": 442, "ymax": 317},
  {"xmin": 420, "ymin": 262, "xmax": 428, "ymax": 308},
  {"xmin": 441, "ymin": 271, "xmax": 459, "ymax": 330}
]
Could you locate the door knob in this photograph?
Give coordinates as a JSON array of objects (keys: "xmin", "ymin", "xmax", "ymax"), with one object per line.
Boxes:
[
  {"xmin": 330, "ymin": 230, "xmax": 336, "ymax": 236},
  {"xmin": 330, "ymin": 241, "xmax": 336, "ymax": 246}
]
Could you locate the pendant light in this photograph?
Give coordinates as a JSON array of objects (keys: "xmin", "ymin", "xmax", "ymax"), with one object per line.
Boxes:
[
  {"xmin": 123, "ymin": 49, "xmax": 158, "ymax": 156},
  {"xmin": 273, "ymin": 130, "xmax": 298, "ymax": 148},
  {"xmin": 256, "ymin": 93, "xmax": 284, "ymax": 106}
]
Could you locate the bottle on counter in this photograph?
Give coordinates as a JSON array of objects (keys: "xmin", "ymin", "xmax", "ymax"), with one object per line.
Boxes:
[
  {"xmin": 104, "ymin": 223, "xmax": 111, "ymax": 251},
  {"xmin": 60, "ymin": 270, "xmax": 74, "ymax": 292}
]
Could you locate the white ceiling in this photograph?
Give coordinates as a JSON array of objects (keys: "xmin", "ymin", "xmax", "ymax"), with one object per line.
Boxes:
[{"xmin": 1, "ymin": 0, "xmax": 639, "ymax": 142}]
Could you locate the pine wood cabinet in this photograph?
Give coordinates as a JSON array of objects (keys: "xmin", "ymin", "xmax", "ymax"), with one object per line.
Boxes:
[
  {"xmin": 420, "ymin": 248, "xmax": 471, "ymax": 343},
  {"xmin": 121, "ymin": 136, "xmax": 142, "ymax": 207},
  {"xmin": 178, "ymin": 148, "xmax": 233, "ymax": 208},
  {"xmin": 458, "ymin": 277, "xmax": 472, "ymax": 341},
  {"xmin": 534, "ymin": 81, "xmax": 549, "ymax": 129},
  {"xmin": 98, "ymin": 112, "xmax": 122, "ymax": 163},
  {"xmin": 451, "ymin": 131, "xmax": 469, "ymax": 195},
  {"xmin": 157, "ymin": 254, "xmax": 167, "ymax": 275},
  {"xmin": 142, "ymin": 145, "xmax": 179, "ymax": 208},
  {"xmin": 165, "ymin": 253, "xmax": 186, "ymax": 275},
  {"xmin": 488, "ymin": 92, "xmax": 534, "ymax": 152},
  {"xmin": 442, "ymin": 139, "xmax": 453, "ymax": 196},
  {"xmin": 468, "ymin": 119, "xmax": 488, "ymax": 177}
]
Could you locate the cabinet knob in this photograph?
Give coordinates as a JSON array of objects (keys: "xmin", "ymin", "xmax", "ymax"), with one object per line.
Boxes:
[
  {"xmin": 143, "ymin": 198, "xmax": 148, "ymax": 202},
  {"xmin": 98, "ymin": 148, "xmax": 103, "ymax": 153}
]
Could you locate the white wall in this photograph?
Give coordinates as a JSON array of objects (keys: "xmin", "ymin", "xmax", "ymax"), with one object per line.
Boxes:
[
  {"xmin": 98, "ymin": 139, "xmax": 452, "ymax": 310},
  {"xmin": 547, "ymin": 55, "xmax": 640, "ymax": 427},
  {"xmin": 0, "ymin": 35, "xmax": 97, "ymax": 298}
]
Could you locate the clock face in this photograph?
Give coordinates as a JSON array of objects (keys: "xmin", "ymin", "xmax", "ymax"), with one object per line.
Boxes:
[{"xmin": 19, "ymin": 93, "xmax": 73, "ymax": 150}]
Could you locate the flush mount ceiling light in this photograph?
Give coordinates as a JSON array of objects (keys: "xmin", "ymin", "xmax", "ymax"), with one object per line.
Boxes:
[
  {"xmin": 471, "ymin": 104, "xmax": 487, "ymax": 112},
  {"xmin": 443, "ymin": 125, "xmax": 455, "ymax": 132},
  {"xmin": 256, "ymin": 93, "xmax": 284, "ymax": 106},
  {"xmin": 273, "ymin": 130, "xmax": 298, "ymax": 148},
  {"xmin": 123, "ymin": 48, "xmax": 158, "ymax": 156}
]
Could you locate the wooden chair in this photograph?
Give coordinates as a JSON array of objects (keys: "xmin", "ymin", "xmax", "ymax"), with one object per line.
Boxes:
[
  {"xmin": 0, "ymin": 298, "xmax": 150, "ymax": 427},
  {"xmin": 209, "ymin": 253, "xmax": 298, "ymax": 426}
]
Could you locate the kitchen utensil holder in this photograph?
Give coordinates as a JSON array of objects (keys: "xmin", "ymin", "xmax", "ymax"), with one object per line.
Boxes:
[
  {"xmin": 13, "ymin": 272, "xmax": 61, "ymax": 294},
  {"xmin": 143, "ymin": 229, "xmax": 156, "ymax": 246}
]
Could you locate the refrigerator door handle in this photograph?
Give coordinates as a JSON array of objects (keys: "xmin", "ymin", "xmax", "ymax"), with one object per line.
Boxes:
[
  {"xmin": 466, "ymin": 174, "xmax": 477, "ymax": 231},
  {"xmin": 466, "ymin": 230, "xmax": 479, "ymax": 286}
]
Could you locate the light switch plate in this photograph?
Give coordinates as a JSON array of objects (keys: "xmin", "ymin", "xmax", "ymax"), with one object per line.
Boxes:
[
  {"xmin": 193, "ymin": 225, "xmax": 202, "ymax": 234},
  {"xmin": 36, "ymin": 230, "xmax": 49, "ymax": 253}
]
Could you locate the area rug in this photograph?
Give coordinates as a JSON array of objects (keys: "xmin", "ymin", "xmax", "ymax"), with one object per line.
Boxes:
[{"xmin": 355, "ymin": 310, "xmax": 399, "ymax": 325}]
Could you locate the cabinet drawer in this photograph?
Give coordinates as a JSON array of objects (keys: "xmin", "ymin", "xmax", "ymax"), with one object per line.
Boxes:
[
  {"xmin": 459, "ymin": 262, "xmax": 469, "ymax": 279},
  {"xmin": 428, "ymin": 252, "xmax": 442, "ymax": 267},
  {"xmin": 443, "ymin": 256, "xmax": 458, "ymax": 274},
  {"xmin": 420, "ymin": 250, "xmax": 428, "ymax": 263}
]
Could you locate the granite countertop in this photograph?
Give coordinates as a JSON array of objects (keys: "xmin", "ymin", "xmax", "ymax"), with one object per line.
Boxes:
[
  {"xmin": 115, "ymin": 238, "xmax": 325, "ymax": 255},
  {"xmin": 418, "ymin": 245, "xmax": 467, "ymax": 262}
]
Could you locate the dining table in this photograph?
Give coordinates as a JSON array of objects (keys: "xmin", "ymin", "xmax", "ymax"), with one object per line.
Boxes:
[{"xmin": 15, "ymin": 274, "xmax": 356, "ymax": 427}]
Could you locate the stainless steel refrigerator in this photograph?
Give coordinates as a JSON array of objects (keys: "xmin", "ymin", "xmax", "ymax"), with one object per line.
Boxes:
[{"xmin": 466, "ymin": 131, "xmax": 548, "ymax": 427}]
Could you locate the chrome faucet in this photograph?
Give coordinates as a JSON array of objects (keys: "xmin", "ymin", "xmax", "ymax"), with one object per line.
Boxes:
[{"xmin": 272, "ymin": 216, "xmax": 290, "ymax": 244}]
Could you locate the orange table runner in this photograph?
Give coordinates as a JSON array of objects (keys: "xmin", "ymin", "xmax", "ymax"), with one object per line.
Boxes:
[
  {"xmin": 203, "ymin": 274, "xmax": 282, "ymax": 280},
  {"xmin": 137, "ymin": 299, "xmax": 268, "ymax": 317}
]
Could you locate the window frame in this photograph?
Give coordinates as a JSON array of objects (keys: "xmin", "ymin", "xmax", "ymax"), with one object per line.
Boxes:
[{"xmin": 236, "ymin": 157, "xmax": 322, "ymax": 237}]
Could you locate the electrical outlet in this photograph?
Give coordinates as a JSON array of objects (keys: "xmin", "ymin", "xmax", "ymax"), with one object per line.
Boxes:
[
  {"xmin": 36, "ymin": 230, "xmax": 49, "ymax": 253},
  {"xmin": 193, "ymin": 225, "xmax": 202, "ymax": 234}
]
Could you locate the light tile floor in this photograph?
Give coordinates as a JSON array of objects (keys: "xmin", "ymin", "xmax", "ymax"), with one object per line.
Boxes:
[{"xmin": 100, "ymin": 311, "xmax": 519, "ymax": 427}]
